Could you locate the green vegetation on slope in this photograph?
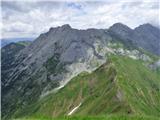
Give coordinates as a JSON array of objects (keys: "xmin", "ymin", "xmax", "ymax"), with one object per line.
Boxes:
[
  {"xmin": 112, "ymin": 56, "xmax": 160, "ymax": 116},
  {"xmin": 13, "ymin": 115, "xmax": 160, "ymax": 120},
  {"xmin": 12, "ymin": 55, "xmax": 160, "ymax": 120},
  {"xmin": 16, "ymin": 41, "xmax": 32, "ymax": 46}
]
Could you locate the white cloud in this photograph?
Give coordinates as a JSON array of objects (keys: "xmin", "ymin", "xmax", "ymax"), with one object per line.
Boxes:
[{"xmin": 1, "ymin": 0, "xmax": 160, "ymax": 38}]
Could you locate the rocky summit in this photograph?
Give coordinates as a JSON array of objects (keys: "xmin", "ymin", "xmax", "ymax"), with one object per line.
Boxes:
[{"xmin": 1, "ymin": 23, "xmax": 160, "ymax": 120}]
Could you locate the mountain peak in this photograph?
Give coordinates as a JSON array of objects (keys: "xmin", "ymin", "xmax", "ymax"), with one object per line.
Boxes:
[
  {"xmin": 134, "ymin": 23, "xmax": 158, "ymax": 31},
  {"xmin": 112, "ymin": 22, "xmax": 126, "ymax": 26},
  {"xmin": 110, "ymin": 22, "xmax": 132, "ymax": 29},
  {"xmin": 48, "ymin": 24, "xmax": 72, "ymax": 33},
  {"xmin": 141, "ymin": 23, "xmax": 154, "ymax": 27},
  {"xmin": 108, "ymin": 22, "xmax": 133, "ymax": 40},
  {"xmin": 109, "ymin": 22, "xmax": 132, "ymax": 33},
  {"xmin": 61, "ymin": 24, "xmax": 71, "ymax": 29}
]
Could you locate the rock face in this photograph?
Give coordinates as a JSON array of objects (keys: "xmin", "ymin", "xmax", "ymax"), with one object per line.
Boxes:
[
  {"xmin": 134, "ymin": 24, "xmax": 160, "ymax": 55},
  {"xmin": 1, "ymin": 42, "xmax": 29, "ymax": 87},
  {"xmin": 1, "ymin": 23, "xmax": 160, "ymax": 119},
  {"xmin": 109, "ymin": 23, "xmax": 160, "ymax": 55}
]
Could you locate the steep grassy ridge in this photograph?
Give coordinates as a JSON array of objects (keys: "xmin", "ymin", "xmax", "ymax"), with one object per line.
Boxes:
[{"xmin": 12, "ymin": 55, "xmax": 160, "ymax": 120}]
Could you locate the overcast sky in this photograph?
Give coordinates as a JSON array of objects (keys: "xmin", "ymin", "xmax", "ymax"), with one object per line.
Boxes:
[{"xmin": 1, "ymin": 0, "xmax": 160, "ymax": 39}]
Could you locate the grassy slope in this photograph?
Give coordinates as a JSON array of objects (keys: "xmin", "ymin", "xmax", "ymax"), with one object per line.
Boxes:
[
  {"xmin": 13, "ymin": 55, "xmax": 160, "ymax": 120},
  {"xmin": 13, "ymin": 115, "xmax": 160, "ymax": 120},
  {"xmin": 16, "ymin": 41, "xmax": 32, "ymax": 46},
  {"xmin": 112, "ymin": 56, "xmax": 160, "ymax": 116}
]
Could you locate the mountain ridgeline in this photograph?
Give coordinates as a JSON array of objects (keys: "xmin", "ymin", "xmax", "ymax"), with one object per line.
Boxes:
[{"xmin": 1, "ymin": 23, "xmax": 160, "ymax": 120}]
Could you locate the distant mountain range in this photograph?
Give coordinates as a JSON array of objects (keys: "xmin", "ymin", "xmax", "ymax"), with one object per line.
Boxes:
[
  {"xmin": 1, "ymin": 37, "xmax": 34, "ymax": 48},
  {"xmin": 1, "ymin": 23, "xmax": 160, "ymax": 120}
]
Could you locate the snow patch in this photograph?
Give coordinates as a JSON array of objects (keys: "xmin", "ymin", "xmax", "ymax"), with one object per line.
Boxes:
[
  {"xmin": 129, "ymin": 55, "xmax": 137, "ymax": 59},
  {"xmin": 68, "ymin": 102, "xmax": 82, "ymax": 116}
]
